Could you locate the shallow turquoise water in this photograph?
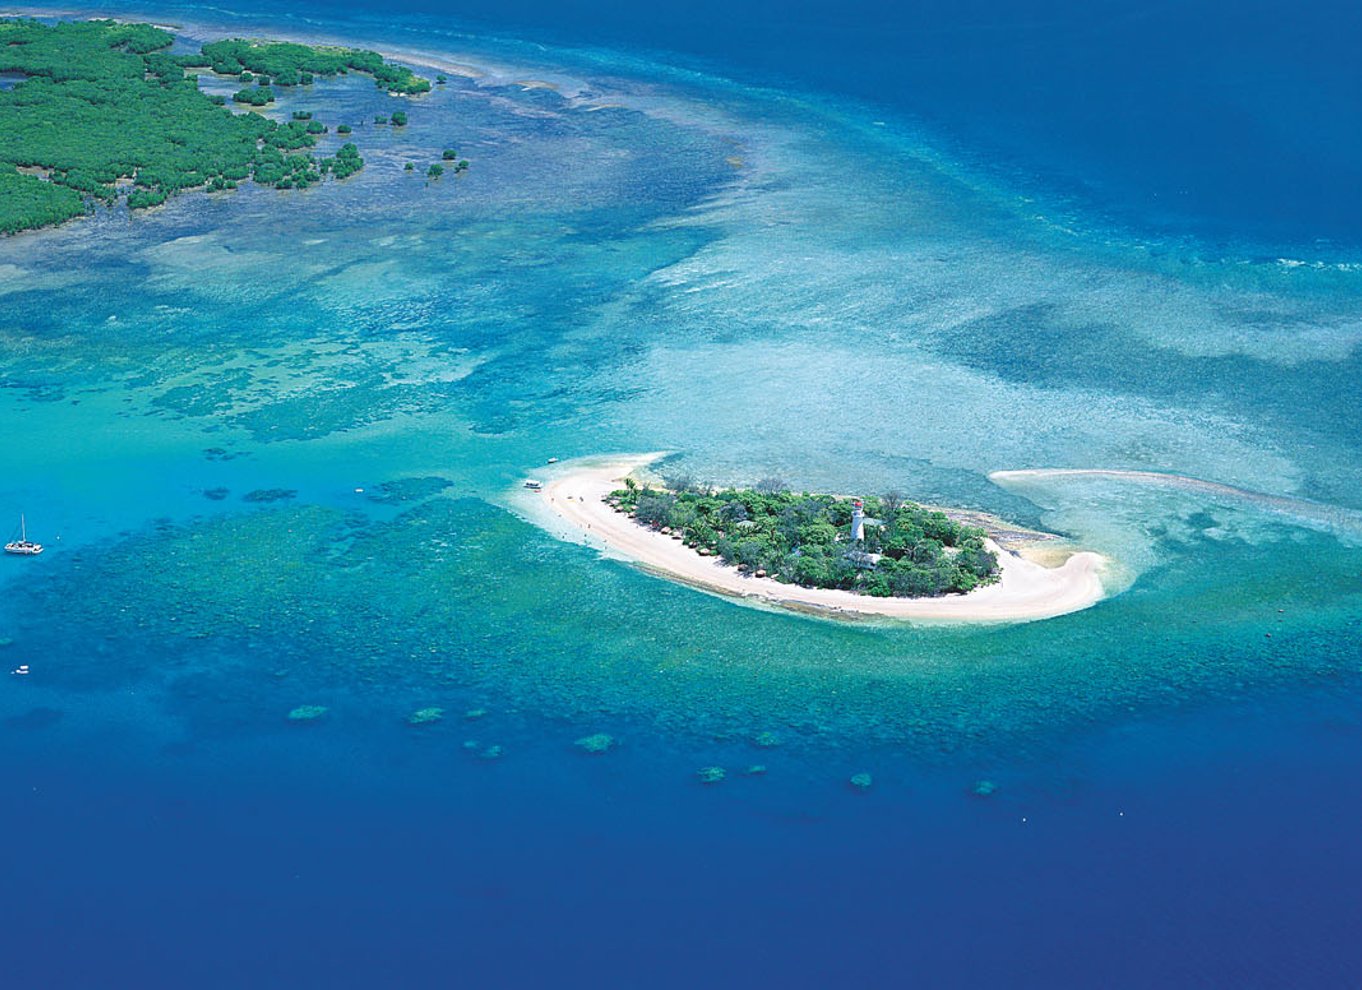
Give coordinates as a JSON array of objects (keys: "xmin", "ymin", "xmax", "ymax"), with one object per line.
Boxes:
[
  {"xmin": 2, "ymin": 0, "xmax": 1360, "ymax": 772},
  {"xmin": 3, "ymin": 5, "xmax": 1362, "ymax": 984}
]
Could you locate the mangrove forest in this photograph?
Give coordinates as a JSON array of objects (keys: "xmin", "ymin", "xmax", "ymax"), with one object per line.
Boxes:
[{"xmin": 0, "ymin": 18, "xmax": 431, "ymax": 233}]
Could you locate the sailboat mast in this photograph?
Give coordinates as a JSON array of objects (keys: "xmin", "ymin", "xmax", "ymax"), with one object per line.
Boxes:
[{"xmin": 19, "ymin": 514, "xmax": 24, "ymax": 542}]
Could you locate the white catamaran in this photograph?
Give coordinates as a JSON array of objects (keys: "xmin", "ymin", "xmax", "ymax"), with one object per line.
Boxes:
[{"xmin": 5, "ymin": 515, "xmax": 43, "ymax": 556}]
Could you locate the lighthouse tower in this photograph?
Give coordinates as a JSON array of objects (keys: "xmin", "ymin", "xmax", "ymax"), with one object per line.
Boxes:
[{"xmin": 850, "ymin": 500, "xmax": 865, "ymax": 542}]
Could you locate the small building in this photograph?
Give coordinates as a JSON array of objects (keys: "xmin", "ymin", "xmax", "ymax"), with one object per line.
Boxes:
[{"xmin": 843, "ymin": 549, "xmax": 881, "ymax": 570}]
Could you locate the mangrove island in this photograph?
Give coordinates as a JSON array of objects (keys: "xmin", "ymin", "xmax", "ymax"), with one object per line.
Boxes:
[{"xmin": 0, "ymin": 18, "xmax": 431, "ymax": 233}]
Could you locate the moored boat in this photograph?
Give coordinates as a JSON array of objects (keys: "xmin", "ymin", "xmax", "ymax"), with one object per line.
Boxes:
[{"xmin": 4, "ymin": 514, "xmax": 43, "ymax": 556}]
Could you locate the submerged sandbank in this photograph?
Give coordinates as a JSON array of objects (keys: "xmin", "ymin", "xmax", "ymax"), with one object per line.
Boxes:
[
  {"xmin": 993, "ymin": 467, "xmax": 1362, "ymax": 539},
  {"xmin": 515, "ymin": 454, "xmax": 1109, "ymax": 623}
]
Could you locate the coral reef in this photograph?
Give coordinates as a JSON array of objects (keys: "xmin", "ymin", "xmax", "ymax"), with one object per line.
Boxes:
[
  {"xmin": 287, "ymin": 704, "xmax": 328, "ymax": 721},
  {"xmin": 364, "ymin": 476, "xmax": 453, "ymax": 505},
  {"xmin": 243, "ymin": 488, "xmax": 298, "ymax": 503},
  {"xmin": 406, "ymin": 706, "xmax": 445, "ymax": 725},
  {"xmin": 575, "ymin": 732, "xmax": 616, "ymax": 754}
]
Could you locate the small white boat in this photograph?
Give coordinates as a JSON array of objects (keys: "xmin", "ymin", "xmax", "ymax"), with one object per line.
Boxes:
[
  {"xmin": 4, "ymin": 515, "xmax": 42, "ymax": 556},
  {"xmin": 547, "ymin": 457, "xmax": 559, "ymax": 464},
  {"xmin": 11, "ymin": 664, "xmax": 28, "ymax": 676},
  {"xmin": 524, "ymin": 479, "xmax": 543, "ymax": 491}
]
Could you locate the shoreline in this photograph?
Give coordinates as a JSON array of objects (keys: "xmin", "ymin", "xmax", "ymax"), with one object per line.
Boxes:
[
  {"xmin": 515, "ymin": 454, "xmax": 1110, "ymax": 624},
  {"xmin": 5, "ymin": 6, "xmax": 546, "ymax": 85}
]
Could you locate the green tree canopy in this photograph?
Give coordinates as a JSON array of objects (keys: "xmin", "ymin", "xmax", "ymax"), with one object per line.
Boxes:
[
  {"xmin": 607, "ymin": 484, "xmax": 1000, "ymax": 598},
  {"xmin": 191, "ymin": 38, "xmax": 430, "ymax": 94},
  {"xmin": 0, "ymin": 18, "xmax": 384, "ymax": 233}
]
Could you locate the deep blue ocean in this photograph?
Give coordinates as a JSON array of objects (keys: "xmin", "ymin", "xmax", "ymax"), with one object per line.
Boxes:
[
  {"xmin": 388, "ymin": 0, "xmax": 1362, "ymax": 252},
  {"xmin": 3, "ymin": 1, "xmax": 1362, "ymax": 985}
]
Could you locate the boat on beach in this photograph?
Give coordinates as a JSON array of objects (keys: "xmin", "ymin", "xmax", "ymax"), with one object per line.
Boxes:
[{"xmin": 4, "ymin": 514, "xmax": 43, "ymax": 556}]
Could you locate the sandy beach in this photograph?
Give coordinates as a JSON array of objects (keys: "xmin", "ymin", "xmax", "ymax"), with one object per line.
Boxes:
[{"xmin": 515, "ymin": 454, "xmax": 1109, "ymax": 623}]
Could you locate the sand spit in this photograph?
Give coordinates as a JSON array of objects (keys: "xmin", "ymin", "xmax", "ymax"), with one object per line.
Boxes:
[
  {"xmin": 993, "ymin": 468, "xmax": 1362, "ymax": 540},
  {"xmin": 515, "ymin": 454, "xmax": 1109, "ymax": 624}
]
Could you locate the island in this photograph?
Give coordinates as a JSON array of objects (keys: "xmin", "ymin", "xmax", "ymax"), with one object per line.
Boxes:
[
  {"xmin": 0, "ymin": 18, "xmax": 431, "ymax": 233},
  {"xmin": 517, "ymin": 455, "xmax": 1109, "ymax": 623},
  {"xmin": 610, "ymin": 477, "xmax": 1001, "ymax": 597},
  {"xmin": 194, "ymin": 38, "xmax": 430, "ymax": 94}
]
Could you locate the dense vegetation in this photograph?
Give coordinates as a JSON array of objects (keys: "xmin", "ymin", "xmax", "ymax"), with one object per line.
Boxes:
[
  {"xmin": 327, "ymin": 143, "xmax": 364, "ymax": 180},
  {"xmin": 232, "ymin": 85, "xmax": 275, "ymax": 106},
  {"xmin": 608, "ymin": 482, "xmax": 1000, "ymax": 598},
  {"xmin": 192, "ymin": 39, "xmax": 431, "ymax": 94},
  {"xmin": 0, "ymin": 165, "xmax": 85, "ymax": 234},
  {"xmin": 0, "ymin": 18, "xmax": 429, "ymax": 233}
]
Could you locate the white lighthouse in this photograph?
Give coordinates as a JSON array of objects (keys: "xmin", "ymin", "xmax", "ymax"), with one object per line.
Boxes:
[{"xmin": 850, "ymin": 500, "xmax": 865, "ymax": 542}]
